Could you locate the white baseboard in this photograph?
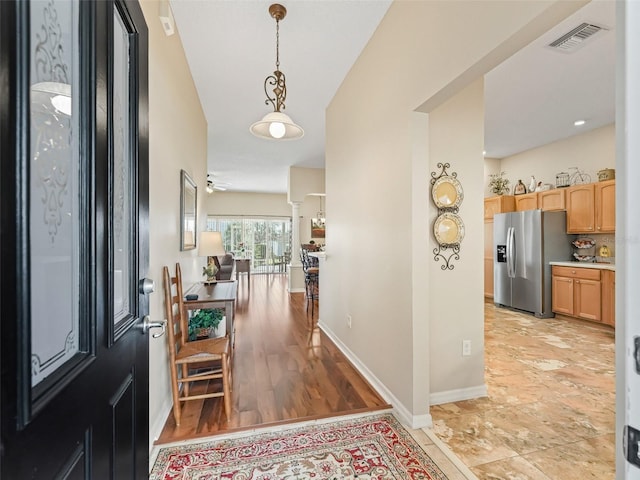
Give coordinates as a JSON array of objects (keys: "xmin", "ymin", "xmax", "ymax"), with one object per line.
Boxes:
[
  {"xmin": 319, "ymin": 321, "xmax": 432, "ymax": 430},
  {"xmin": 149, "ymin": 398, "xmax": 173, "ymax": 456},
  {"xmin": 288, "ymin": 287, "xmax": 305, "ymax": 293},
  {"xmin": 429, "ymin": 384, "xmax": 488, "ymax": 406}
]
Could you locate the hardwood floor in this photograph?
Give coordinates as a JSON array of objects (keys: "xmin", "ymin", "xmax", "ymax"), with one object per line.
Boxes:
[{"xmin": 155, "ymin": 273, "xmax": 390, "ymax": 444}]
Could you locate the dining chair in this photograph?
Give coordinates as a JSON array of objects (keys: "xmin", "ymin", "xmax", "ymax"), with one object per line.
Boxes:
[
  {"xmin": 299, "ymin": 249, "xmax": 319, "ymax": 315},
  {"xmin": 162, "ymin": 263, "xmax": 231, "ymax": 425}
]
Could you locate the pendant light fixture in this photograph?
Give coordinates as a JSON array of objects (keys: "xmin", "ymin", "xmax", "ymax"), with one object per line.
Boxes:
[{"xmin": 250, "ymin": 3, "xmax": 304, "ymax": 140}]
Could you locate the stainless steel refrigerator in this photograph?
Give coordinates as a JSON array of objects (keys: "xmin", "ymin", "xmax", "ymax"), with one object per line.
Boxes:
[{"xmin": 493, "ymin": 210, "xmax": 570, "ymax": 318}]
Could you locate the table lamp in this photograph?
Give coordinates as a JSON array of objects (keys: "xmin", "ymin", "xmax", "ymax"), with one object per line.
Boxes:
[{"xmin": 199, "ymin": 231, "xmax": 226, "ymax": 284}]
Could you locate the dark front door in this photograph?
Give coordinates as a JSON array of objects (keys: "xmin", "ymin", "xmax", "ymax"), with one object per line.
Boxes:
[{"xmin": 0, "ymin": 0, "xmax": 150, "ymax": 478}]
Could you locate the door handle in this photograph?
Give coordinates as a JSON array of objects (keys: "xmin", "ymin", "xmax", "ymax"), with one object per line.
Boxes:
[
  {"xmin": 506, "ymin": 227, "xmax": 516, "ymax": 278},
  {"xmin": 137, "ymin": 315, "xmax": 166, "ymax": 338}
]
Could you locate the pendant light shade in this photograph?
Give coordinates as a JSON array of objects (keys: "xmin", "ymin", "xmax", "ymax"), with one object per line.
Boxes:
[
  {"xmin": 250, "ymin": 111, "xmax": 304, "ymax": 140},
  {"xmin": 250, "ymin": 4, "xmax": 304, "ymax": 141}
]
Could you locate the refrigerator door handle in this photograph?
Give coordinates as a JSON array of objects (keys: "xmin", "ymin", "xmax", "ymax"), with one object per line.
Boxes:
[{"xmin": 506, "ymin": 227, "xmax": 516, "ymax": 278}]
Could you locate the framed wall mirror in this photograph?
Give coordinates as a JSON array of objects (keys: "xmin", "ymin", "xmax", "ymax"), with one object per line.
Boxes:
[{"xmin": 180, "ymin": 170, "xmax": 197, "ymax": 250}]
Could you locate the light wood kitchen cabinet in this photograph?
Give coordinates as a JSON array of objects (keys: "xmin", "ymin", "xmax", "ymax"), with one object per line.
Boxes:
[
  {"xmin": 565, "ymin": 180, "xmax": 616, "ymax": 234},
  {"xmin": 484, "ymin": 196, "xmax": 515, "ymax": 298},
  {"xmin": 575, "ymin": 277, "xmax": 602, "ymax": 322},
  {"xmin": 538, "ymin": 189, "xmax": 565, "ymax": 211},
  {"xmin": 484, "ymin": 195, "xmax": 515, "ymax": 220},
  {"xmin": 601, "ymin": 269, "xmax": 615, "ymax": 327},
  {"xmin": 552, "ymin": 266, "xmax": 603, "ymax": 323},
  {"xmin": 566, "ymin": 183, "xmax": 595, "ymax": 233},
  {"xmin": 595, "ymin": 180, "xmax": 615, "ymax": 233},
  {"xmin": 552, "ymin": 275, "xmax": 574, "ymax": 316},
  {"xmin": 514, "ymin": 193, "xmax": 538, "ymax": 211}
]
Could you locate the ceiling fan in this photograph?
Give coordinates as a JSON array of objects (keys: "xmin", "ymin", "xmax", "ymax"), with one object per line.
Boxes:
[{"xmin": 206, "ymin": 174, "xmax": 231, "ymax": 193}]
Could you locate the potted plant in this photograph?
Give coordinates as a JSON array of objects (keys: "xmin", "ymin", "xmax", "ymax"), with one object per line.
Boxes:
[
  {"xmin": 488, "ymin": 171, "xmax": 511, "ymax": 196},
  {"xmin": 188, "ymin": 308, "xmax": 224, "ymax": 341}
]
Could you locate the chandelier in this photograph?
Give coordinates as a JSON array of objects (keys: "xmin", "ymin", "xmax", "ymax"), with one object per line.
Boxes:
[{"xmin": 250, "ymin": 4, "xmax": 304, "ymax": 140}]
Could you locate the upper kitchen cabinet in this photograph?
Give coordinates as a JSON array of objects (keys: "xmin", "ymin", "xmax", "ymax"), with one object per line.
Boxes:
[
  {"xmin": 595, "ymin": 180, "xmax": 615, "ymax": 233},
  {"xmin": 565, "ymin": 181, "xmax": 615, "ymax": 233},
  {"xmin": 566, "ymin": 183, "xmax": 596, "ymax": 233},
  {"xmin": 538, "ymin": 189, "xmax": 565, "ymax": 211},
  {"xmin": 484, "ymin": 195, "xmax": 515, "ymax": 220},
  {"xmin": 514, "ymin": 192, "xmax": 537, "ymax": 211}
]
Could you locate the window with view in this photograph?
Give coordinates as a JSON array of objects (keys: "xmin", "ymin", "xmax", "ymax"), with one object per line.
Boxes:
[{"xmin": 206, "ymin": 217, "xmax": 292, "ymax": 274}]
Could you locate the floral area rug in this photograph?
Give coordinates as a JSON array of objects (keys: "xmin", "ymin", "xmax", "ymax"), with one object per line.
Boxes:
[{"xmin": 150, "ymin": 413, "xmax": 449, "ymax": 479}]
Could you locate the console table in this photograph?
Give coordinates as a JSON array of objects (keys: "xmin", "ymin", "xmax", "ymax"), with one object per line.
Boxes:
[{"xmin": 184, "ymin": 280, "xmax": 238, "ymax": 353}]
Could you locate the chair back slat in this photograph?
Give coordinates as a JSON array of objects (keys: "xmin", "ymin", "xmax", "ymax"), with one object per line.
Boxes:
[
  {"xmin": 162, "ymin": 266, "xmax": 180, "ymax": 356},
  {"xmin": 162, "ymin": 265, "xmax": 189, "ymax": 354}
]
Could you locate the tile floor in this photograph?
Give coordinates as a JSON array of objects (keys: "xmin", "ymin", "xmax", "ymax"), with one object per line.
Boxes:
[{"xmin": 430, "ymin": 301, "xmax": 615, "ymax": 480}]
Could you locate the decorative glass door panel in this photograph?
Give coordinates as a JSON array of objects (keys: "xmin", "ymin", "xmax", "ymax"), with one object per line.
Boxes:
[
  {"xmin": 30, "ymin": 0, "xmax": 83, "ymax": 389},
  {"xmin": 112, "ymin": 6, "xmax": 133, "ymax": 328}
]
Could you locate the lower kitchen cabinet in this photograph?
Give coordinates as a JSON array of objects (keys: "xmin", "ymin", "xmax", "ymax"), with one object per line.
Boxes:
[
  {"xmin": 575, "ymin": 277, "xmax": 602, "ymax": 322},
  {"xmin": 552, "ymin": 265, "xmax": 603, "ymax": 323},
  {"xmin": 552, "ymin": 275, "xmax": 574, "ymax": 316},
  {"xmin": 601, "ymin": 270, "xmax": 615, "ymax": 327}
]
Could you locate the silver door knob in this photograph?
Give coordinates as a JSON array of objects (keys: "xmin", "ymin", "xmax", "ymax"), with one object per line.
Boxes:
[
  {"xmin": 138, "ymin": 315, "xmax": 166, "ymax": 338},
  {"xmin": 139, "ymin": 278, "xmax": 155, "ymax": 295}
]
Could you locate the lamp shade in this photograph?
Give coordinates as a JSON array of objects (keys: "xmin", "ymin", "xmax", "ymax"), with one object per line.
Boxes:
[
  {"xmin": 199, "ymin": 231, "xmax": 226, "ymax": 257},
  {"xmin": 250, "ymin": 111, "xmax": 304, "ymax": 140}
]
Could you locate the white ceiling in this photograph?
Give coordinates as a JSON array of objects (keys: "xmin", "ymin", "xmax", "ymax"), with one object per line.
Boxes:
[
  {"xmin": 484, "ymin": 0, "xmax": 615, "ymax": 159},
  {"xmin": 170, "ymin": 0, "xmax": 615, "ymax": 194}
]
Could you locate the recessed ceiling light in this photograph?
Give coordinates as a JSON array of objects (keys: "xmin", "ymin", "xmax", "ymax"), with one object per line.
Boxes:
[
  {"xmin": 483, "ymin": 150, "xmax": 487, "ymax": 156},
  {"xmin": 574, "ymin": 120, "xmax": 586, "ymax": 126}
]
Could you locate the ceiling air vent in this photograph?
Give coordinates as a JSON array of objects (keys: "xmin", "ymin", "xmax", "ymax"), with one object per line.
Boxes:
[{"xmin": 548, "ymin": 23, "xmax": 607, "ymax": 53}]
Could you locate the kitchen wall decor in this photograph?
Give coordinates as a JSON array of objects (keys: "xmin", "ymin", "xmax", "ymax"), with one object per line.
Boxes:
[{"xmin": 430, "ymin": 162, "xmax": 463, "ymax": 270}]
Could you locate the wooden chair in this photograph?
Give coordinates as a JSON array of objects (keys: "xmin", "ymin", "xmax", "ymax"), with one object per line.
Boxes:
[{"xmin": 162, "ymin": 263, "xmax": 231, "ymax": 425}]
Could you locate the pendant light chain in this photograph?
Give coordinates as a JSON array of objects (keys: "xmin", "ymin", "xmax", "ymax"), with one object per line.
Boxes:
[
  {"xmin": 275, "ymin": 17, "xmax": 280, "ymax": 70},
  {"xmin": 263, "ymin": 8, "xmax": 286, "ymax": 113}
]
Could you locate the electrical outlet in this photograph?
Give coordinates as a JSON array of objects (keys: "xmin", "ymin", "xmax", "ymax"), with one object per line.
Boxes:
[
  {"xmin": 346, "ymin": 315, "xmax": 352, "ymax": 328},
  {"xmin": 462, "ymin": 340, "xmax": 471, "ymax": 356}
]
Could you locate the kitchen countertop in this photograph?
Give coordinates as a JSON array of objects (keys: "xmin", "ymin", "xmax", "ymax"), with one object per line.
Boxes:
[{"xmin": 550, "ymin": 261, "xmax": 615, "ymax": 271}]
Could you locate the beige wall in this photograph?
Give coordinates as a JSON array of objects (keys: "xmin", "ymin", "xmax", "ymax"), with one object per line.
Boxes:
[
  {"xmin": 496, "ymin": 123, "xmax": 615, "ymax": 193},
  {"xmin": 204, "ymin": 190, "xmax": 324, "ymax": 245},
  {"xmin": 140, "ymin": 0, "xmax": 209, "ymax": 447},
  {"xmin": 483, "ymin": 157, "xmax": 501, "ymax": 196},
  {"xmin": 206, "ymin": 192, "xmax": 291, "ymax": 217},
  {"xmin": 324, "ymin": 0, "xmax": 586, "ymax": 427},
  {"xmin": 428, "ymin": 79, "xmax": 485, "ymax": 396},
  {"xmin": 288, "ymin": 167, "xmax": 325, "ymax": 203}
]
